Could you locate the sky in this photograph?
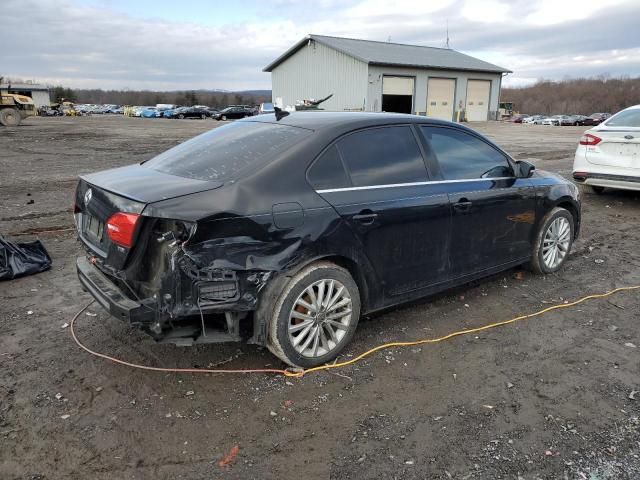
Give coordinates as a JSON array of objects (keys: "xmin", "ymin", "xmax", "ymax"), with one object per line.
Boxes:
[{"xmin": 2, "ymin": 0, "xmax": 639, "ymax": 91}]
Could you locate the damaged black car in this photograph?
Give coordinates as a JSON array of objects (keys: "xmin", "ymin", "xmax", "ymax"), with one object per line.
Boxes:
[{"xmin": 75, "ymin": 112, "xmax": 581, "ymax": 368}]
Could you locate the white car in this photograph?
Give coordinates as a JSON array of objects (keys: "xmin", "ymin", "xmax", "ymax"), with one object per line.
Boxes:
[
  {"xmin": 523, "ymin": 115, "xmax": 544, "ymax": 124},
  {"xmin": 542, "ymin": 115, "xmax": 569, "ymax": 126},
  {"xmin": 572, "ymin": 105, "xmax": 640, "ymax": 193}
]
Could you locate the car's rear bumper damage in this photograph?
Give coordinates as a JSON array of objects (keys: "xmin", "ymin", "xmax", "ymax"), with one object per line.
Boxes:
[
  {"xmin": 76, "ymin": 238, "xmax": 276, "ymax": 346},
  {"xmin": 77, "ymin": 256, "xmax": 155, "ymax": 325}
]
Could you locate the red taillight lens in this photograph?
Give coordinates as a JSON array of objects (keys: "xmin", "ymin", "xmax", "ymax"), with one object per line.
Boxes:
[
  {"xmin": 106, "ymin": 212, "xmax": 140, "ymax": 248},
  {"xmin": 579, "ymin": 133, "xmax": 601, "ymax": 146}
]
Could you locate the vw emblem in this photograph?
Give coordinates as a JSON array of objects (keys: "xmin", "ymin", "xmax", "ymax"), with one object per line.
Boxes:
[
  {"xmin": 84, "ymin": 188, "xmax": 93, "ymax": 206},
  {"xmin": 624, "ymin": 134, "xmax": 634, "ymax": 140}
]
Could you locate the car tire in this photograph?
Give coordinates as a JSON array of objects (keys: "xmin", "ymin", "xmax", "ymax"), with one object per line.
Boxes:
[
  {"xmin": 201, "ymin": 114, "xmax": 206, "ymax": 119},
  {"xmin": 178, "ymin": 114, "xmax": 184, "ymax": 119},
  {"xmin": 578, "ymin": 184, "xmax": 605, "ymax": 195},
  {"xmin": 0, "ymin": 108, "xmax": 21, "ymax": 126},
  {"xmin": 221, "ymin": 115, "xmax": 227, "ymax": 121},
  {"xmin": 267, "ymin": 261, "xmax": 361, "ymax": 368},
  {"xmin": 530, "ymin": 207, "xmax": 574, "ymax": 274}
]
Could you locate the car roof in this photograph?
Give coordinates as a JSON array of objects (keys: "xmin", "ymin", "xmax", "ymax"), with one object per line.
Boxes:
[{"xmin": 241, "ymin": 111, "xmax": 460, "ymax": 131}]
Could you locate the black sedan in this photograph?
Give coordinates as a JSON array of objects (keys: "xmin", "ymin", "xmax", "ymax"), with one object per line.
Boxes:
[
  {"xmin": 74, "ymin": 113, "xmax": 581, "ymax": 368},
  {"xmin": 214, "ymin": 106, "xmax": 254, "ymax": 121},
  {"xmin": 167, "ymin": 106, "xmax": 211, "ymax": 119}
]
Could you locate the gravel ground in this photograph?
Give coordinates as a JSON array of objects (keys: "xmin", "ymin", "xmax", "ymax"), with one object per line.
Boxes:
[{"xmin": 1, "ymin": 116, "xmax": 639, "ymax": 480}]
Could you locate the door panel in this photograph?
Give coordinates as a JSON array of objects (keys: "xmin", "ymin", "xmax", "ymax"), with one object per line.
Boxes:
[
  {"xmin": 383, "ymin": 76, "xmax": 415, "ymax": 95},
  {"xmin": 419, "ymin": 125, "xmax": 537, "ymax": 277},
  {"xmin": 466, "ymin": 80, "xmax": 491, "ymax": 122},
  {"xmin": 318, "ymin": 186, "xmax": 451, "ymax": 295},
  {"xmin": 427, "ymin": 78, "xmax": 455, "ymax": 121},
  {"xmin": 446, "ymin": 178, "xmax": 537, "ymax": 277}
]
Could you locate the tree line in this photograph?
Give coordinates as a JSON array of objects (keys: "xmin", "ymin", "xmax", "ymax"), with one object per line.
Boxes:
[
  {"xmin": 48, "ymin": 86, "xmax": 271, "ymax": 108},
  {"xmin": 501, "ymin": 76, "xmax": 640, "ymax": 115}
]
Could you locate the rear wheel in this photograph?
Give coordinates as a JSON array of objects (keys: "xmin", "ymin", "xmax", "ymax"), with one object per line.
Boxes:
[
  {"xmin": 267, "ymin": 262, "xmax": 361, "ymax": 368},
  {"xmin": 178, "ymin": 114, "xmax": 185, "ymax": 119},
  {"xmin": 0, "ymin": 108, "xmax": 21, "ymax": 126},
  {"xmin": 201, "ymin": 114, "xmax": 206, "ymax": 119},
  {"xmin": 530, "ymin": 207, "xmax": 574, "ymax": 274}
]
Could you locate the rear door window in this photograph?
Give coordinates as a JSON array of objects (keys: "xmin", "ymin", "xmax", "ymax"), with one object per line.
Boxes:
[
  {"xmin": 421, "ymin": 126, "xmax": 513, "ymax": 180},
  {"xmin": 144, "ymin": 121, "xmax": 311, "ymax": 181},
  {"xmin": 308, "ymin": 145, "xmax": 351, "ymax": 190},
  {"xmin": 604, "ymin": 109, "xmax": 640, "ymax": 127},
  {"xmin": 336, "ymin": 126, "xmax": 428, "ymax": 187}
]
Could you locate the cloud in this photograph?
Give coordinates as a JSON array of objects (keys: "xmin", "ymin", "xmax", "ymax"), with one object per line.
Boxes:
[{"xmin": 1, "ymin": 0, "xmax": 639, "ymax": 90}]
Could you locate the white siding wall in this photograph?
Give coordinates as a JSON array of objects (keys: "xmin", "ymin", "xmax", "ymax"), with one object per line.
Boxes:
[
  {"xmin": 367, "ymin": 65, "xmax": 502, "ymax": 120},
  {"xmin": 30, "ymin": 91, "xmax": 51, "ymax": 109},
  {"xmin": 271, "ymin": 41, "xmax": 368, "ymax": 111}
]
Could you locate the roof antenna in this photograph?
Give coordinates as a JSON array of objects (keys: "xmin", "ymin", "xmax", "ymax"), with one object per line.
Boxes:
[{"xmin": 445, "ymin": 20, "xmax": 450, "ymax": 49}]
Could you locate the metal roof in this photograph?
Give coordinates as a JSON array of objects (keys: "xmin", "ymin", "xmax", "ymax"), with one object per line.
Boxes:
[{"xmin": 264, "ymin": 34, "xmax": 511, "ymax": 74}]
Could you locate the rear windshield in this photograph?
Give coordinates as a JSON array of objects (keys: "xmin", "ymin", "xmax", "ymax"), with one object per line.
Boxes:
[
  {"xmin": 604, "ymin": 109, "xmax": 640, "ymax": 127},
  {"xmin": 143, "ymin": 121, "xmax": 311, "ymax": 181}
]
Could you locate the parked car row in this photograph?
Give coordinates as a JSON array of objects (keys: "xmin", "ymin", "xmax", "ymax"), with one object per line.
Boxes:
[
  {"xmin": 509, "ymin": 113, "xmax": 612, "ymax": 126},
  {"xmin": 126, "ymin": 104, "xmax": 264, "ymax": 121}
]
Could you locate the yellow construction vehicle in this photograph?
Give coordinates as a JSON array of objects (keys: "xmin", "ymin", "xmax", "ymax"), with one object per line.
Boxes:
[{"xmin": 0, "ymin": 93, "xmax": 36, "ymax": 126}]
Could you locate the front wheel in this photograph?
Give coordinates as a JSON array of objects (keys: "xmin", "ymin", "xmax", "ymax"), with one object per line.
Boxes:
[
  {"xmin": 267, "ymin": 262, "xmax": 361, "ymax": 368},
  {"xmin": 221, "ymin": 115, "xmax": 227, "ymax": 121},
  {"xmin": 201, "ymin": 114, "xmax": 206, "ymax": 119},
  {"xmin": 0, "ymin": 108, "xmax": 22, "ymax": 126},
  {"xmin": 530, "ymin": 207, "xmax": 574, "ymax": 274},
  {"xmin": 178, "ymin": 114, "xmax": 184, "ymax": 119}
]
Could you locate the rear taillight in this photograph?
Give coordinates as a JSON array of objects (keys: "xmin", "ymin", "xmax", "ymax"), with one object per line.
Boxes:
[
  {"xmin": 106, "ymin": 212, "xmax": 140, "ymax": 248},
  {"xmin": 579, "ymin": 133, "xmax": 601, "ymax": 146}
]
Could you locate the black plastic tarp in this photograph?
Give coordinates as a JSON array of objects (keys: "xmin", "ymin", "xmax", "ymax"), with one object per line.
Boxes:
[{"xmin": 0, "ymin": 236, "xmax": 52, "ymax": 280}]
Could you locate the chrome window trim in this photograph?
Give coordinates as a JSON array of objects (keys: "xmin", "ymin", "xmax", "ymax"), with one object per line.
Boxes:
[{"xmin": 316, "ymin": 177, "xmax": 515, "ymax": 194}]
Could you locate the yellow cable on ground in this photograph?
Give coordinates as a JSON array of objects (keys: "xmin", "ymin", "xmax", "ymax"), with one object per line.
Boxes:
[{"xmin": 70, "ymin": 285, "xmax": 640, "ymax": 378}]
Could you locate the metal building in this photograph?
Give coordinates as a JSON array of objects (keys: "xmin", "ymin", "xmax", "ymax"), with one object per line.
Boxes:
[
  {"xmin": 0, "ymin": 82, "xmax": 51, "ymax": 109},
  {"xmin": 264, "ymin": 35, "xmax": 511, "ymax": 121}
]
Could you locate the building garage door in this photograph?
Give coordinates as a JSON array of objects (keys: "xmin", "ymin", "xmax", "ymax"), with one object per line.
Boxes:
[
  {"xmin": 382, "ymin": 76, "xmax": 414, "ymax": 114},
  {"xmin": 426, "ymin": 78, "xmax": 455, "ymax": 121},
  {"xmin": 465, "ymin": 80, "xmax": 491, "ymax": 121}
]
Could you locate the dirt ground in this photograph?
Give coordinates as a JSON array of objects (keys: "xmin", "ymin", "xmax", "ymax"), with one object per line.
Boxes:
[{"xmin": 1, "ymin": 116, "xmax": 639, "ymax": 480}]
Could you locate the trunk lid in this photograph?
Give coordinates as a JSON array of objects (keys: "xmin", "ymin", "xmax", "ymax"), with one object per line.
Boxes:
[
  {"xmin": 587, "ymin": 129, "xmax": 640, "ymax": 169},
  {"xmin": 81, "ymin": 164, "xmax": 223, "ymax": 203},
  {"xmin": 75, "ymin": 164, "xmax": 222, "ymax": 269}
]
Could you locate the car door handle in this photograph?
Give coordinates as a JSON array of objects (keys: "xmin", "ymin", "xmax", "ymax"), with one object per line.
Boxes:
[
  {"xmin": 453, "ymin": 199, "xmax": 473, "ymax": 211},
  {"xmin": 353, "ymin": 211, "xmax": 378, "ymax": 224}
]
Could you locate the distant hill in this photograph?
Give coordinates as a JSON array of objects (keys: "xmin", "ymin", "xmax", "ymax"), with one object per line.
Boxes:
[{"xmin": 501, "ymin": 76, "xmax": 640, "ymax": 115}]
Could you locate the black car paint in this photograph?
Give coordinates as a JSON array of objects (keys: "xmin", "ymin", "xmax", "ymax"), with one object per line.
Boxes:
[
  {"xmin": 214, "ymin": 106, "xmax": 255, "ymax": 120},
  {"xmin": 75, "ymin": 112, "xmax": 581, "ymax": 345},
  {"xmin": 168, "ymin": 107, "xmax": 211, "ymax": 119}
]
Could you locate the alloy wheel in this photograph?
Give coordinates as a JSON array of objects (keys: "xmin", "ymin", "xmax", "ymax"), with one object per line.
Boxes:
[
  {"xmin": 287, "ymin": 279, "xmax": 353, "ymax": 358},
  {"xmin": 542, "ymin": 217, "xmax": 571, "ymax": 269}
]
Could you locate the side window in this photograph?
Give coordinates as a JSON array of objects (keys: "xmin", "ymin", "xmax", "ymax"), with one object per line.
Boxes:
[
  {"xmin": 421, "ymin": 126, "xmax": 513, "ymax": 180},
  {"xmin": 308, "ymin": 145, "xmax": 351, "ymax": 190},
  {"xmin": 337, "ymin": 126, "xmax": 428, "ymax": 187}
]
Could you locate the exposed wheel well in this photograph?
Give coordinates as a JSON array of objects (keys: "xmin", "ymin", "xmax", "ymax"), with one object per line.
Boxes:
[{"xmin": 556, "ymin": 200, "xmax": 580, "ymax": 238}]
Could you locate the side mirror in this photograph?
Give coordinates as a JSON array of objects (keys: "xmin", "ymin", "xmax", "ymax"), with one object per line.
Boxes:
[{"xmin": 516, "ymin": 160, "xmax": 535, "ymax": 178}]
